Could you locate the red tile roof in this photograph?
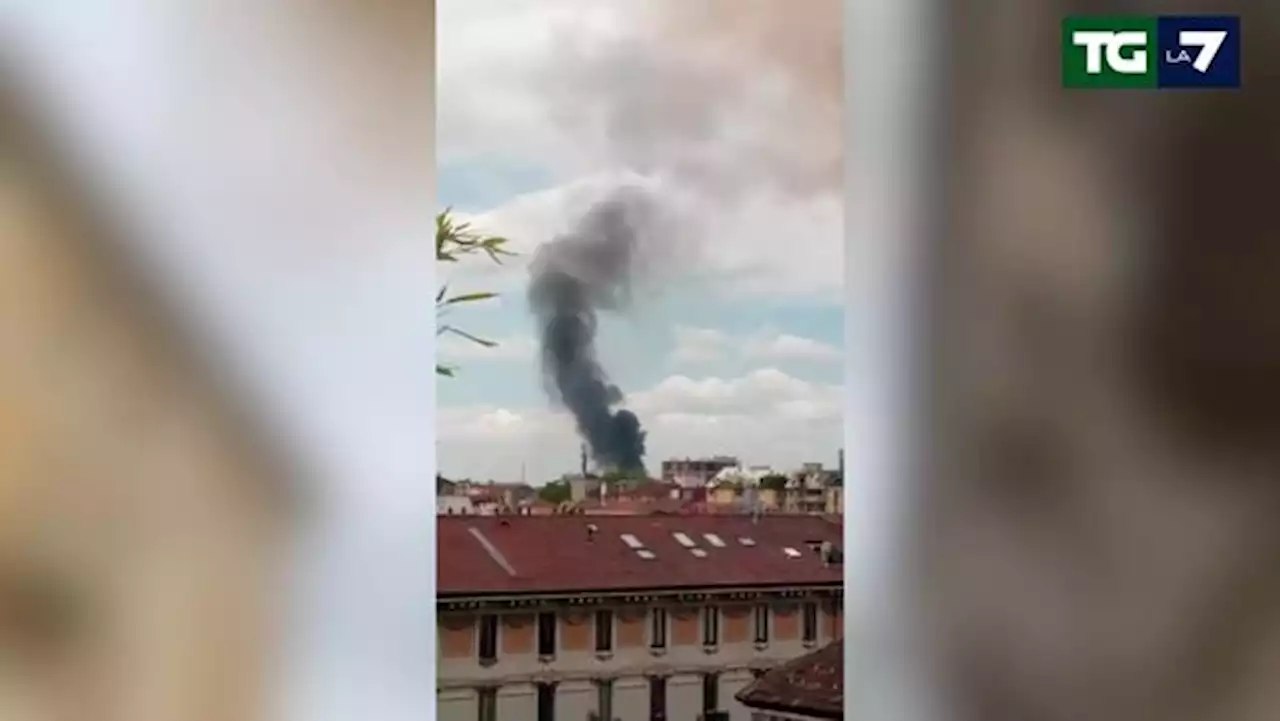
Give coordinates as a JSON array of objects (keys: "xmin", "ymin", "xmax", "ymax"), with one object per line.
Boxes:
[
  {"xmin": 437, "ymin": 514, "xmax": 843, "ymax": 596},
  {"xmin": 736, "ymin": 640, "xmax": 844, "ymax": 719},
  {"xmin": 575, "ymin": 497, "xmax": 690, "ymax": 515}
]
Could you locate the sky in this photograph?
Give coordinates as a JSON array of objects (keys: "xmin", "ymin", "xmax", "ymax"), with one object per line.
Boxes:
[{"xmin": 436, "ymin": 0, "xmax": 845, "ymax": 483}]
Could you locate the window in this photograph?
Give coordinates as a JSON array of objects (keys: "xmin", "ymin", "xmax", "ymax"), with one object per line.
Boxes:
[
  {"xmin": 594, "ymin": 609, "xmax": 614, "ymax": 653},
  {"xmin": 649, "ymin": 676, "xmax": 667, "ymax": 721},
  {"xmin": 536, "ymin": 683, "xmax": 556, "ymax": 721},
  {"xmin": 477, "ymin": 687, "xmax": 497, "ymax": 721},
  {"xmin": 701, "ymin": 606, "xmax": 720, "ymax": 646},
  {"xmin": 649, "ymin": 608, "xmax": 668, "ymax": 650},
  {"xmin": 802, "ymin": 602, "xmax": 818, "ymax": 643},
  {"xmin": 753, "ymin": 604, "xmax": 770, "ymax": 644},
  {"xmin": 701, "ymin": 673, "xmax": 719, "ymax": 712},
  {"xmin": 596, "ymin": 679, "xmax": 614, "ymax": 721},
  {"xmin": 478, "ymin": 614, "xmax": 499, "ymax": 663},
  {"xmin": 537, "ymin": 612, "xmax": 557, "ymax": 657}
]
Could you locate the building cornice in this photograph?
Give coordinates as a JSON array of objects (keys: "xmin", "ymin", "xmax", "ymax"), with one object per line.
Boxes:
[
  {"xmin": 438, "ymin": 660, "xmax": 781, "ymax": 690},
  {"xmin": 438, "ymin": 584, "xmax": 843, "ymax": 612}
]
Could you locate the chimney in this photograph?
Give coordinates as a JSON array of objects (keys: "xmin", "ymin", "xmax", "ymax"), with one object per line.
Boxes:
[{"xmin": 580, "ymin": 444, "xmax": 589, "ymax": 477}]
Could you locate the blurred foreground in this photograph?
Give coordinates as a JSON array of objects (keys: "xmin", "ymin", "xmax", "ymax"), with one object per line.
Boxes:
[
  {"xmin": 924, "ymin": 2, "xmax": 1280, "ymax": 721},
  {"xmin": 0, "ymin": 79, "xmax": 295, "ymax": 721},
  {"xmin": 2, "ymin": 2, "xmax": 436, "ymax": 720}
]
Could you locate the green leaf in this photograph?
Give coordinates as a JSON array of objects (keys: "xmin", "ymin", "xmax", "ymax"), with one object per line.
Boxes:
[
  {"xmin": 443, "ymin": 326, "xmax": 498, "ymax": 347},
  {"xmin": 440, "ymin": 291, "xmax": 498, "ymax": 306},
  {"xmin": 436, "ymin": 209, "xmax": 518, "ymax": 380}
]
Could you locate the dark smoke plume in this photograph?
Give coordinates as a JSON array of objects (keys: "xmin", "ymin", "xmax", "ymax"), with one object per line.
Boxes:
[{"xmin": 528, "ymin": 188, "xmax": 655, "ymax": 474}]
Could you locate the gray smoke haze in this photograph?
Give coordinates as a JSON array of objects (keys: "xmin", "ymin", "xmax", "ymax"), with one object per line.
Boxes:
[
  {"xmin": 513, "ymin": 0, "xmax": 842, "ymax": 471},
  {"xmin": 528, "ymin": 187, "xmax": 661, "ymax": 473},
  {"xmin": 537, "ymin": 0, "xmax": 841, "ymax": 199}
]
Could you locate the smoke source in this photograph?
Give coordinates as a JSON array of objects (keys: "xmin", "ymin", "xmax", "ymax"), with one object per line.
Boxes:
[{"xmin": 528, "ymin": 187, "xmax": 657, "ymax": 474}]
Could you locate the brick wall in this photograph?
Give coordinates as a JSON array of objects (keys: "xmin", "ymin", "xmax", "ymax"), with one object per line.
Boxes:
[
  {"xmin": 617, "ymin": 609, "xmax": 646, "ymax": 648},
  {"xmin": 773, "ymin": 604, "xmax": 798, "ymax": 641},
  {"xmin": 438, "ymin": 596, "xmax": 838, "ymax": 660},
  {"xmin": 439, "ymin": 614, "xmax": 475, "ymax": 659},
  {"xmin": 824, "ymin": 600, "xmax": 843, "ymax": 639},
  {"xmin": 501, "ymin": 613, "xmax": 533, "ymax": 655},
  {"xmin": 723, "ymin": 605, "xmax": 750, "ymax": 644},
  {"xmin": 672, "ymin": 608, "xmax": 699, "ymax": 646},
  {"xmin": 560, "ymin": 612, "xmax": 591, "ymax": 651}
]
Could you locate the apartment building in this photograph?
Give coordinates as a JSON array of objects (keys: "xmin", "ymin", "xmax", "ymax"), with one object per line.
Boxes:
[{"xmin": 437, "ymin": 515, "xmax": 844, "ymax": 721}]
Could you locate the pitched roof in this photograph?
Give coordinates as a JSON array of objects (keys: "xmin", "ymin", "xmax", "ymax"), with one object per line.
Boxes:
[
  {"xmin": 437, "ymin": 514, "xmax": 843, "ymax": 596},
  {"xmin": 735, "ymin": 640, "xmax": 844, "ymax": 720}
]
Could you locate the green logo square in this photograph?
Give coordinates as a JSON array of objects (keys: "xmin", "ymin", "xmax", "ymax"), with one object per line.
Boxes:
[{"xmin": 1062, "ymin": 16, "xmax": 1158, "ymax": 88}]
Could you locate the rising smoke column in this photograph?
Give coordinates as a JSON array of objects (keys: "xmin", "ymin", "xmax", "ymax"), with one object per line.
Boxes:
[{"xmin": 528, "ymin": 188, "xmax": 654, "ymax": 473}]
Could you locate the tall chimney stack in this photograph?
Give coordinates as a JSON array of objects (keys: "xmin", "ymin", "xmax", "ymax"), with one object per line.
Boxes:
[{"xmin": 580, "ymin": 443, "xmax": 589, "ymax": 477}]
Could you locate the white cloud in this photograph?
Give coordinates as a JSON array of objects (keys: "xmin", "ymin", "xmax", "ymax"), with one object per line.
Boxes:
[
  {"xmin": 437, "ymin": 406, "xmax": 548, "ymax": 442},
  {"xmin": 437, "ymin": 368, "xmax": 842, "ymax": 480},
  {"xmin": 668, "ymin": 327, "xmax": 842, "ymax": 366},
  {"xmin": 668, "ymin": 325, "xmax": 731, "ymax": 363},
  {"xmin": 633, "ymin": 368, "xmax": 839, "ymax": 418},
  {"xmin": 745, "ymin": 332, "xmax": 842, "ymax": 363},
  {"xmin": 437, "ymin": 0, "xmax": 593, "ymax": 171}
]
